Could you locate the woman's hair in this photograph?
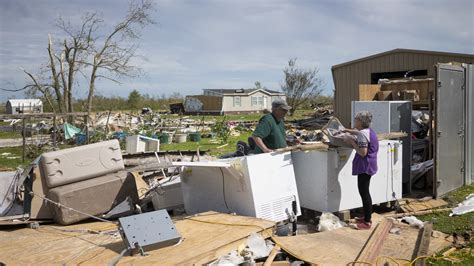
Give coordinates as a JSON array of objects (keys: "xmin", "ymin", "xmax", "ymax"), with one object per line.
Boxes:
[{"xmin": 355, "ymin": 111, "xmax": 373, "ymax": 129}]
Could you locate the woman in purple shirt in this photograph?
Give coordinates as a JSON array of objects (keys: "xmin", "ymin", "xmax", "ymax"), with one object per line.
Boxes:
[{"xmin": 344, "ymin": 111, "xmax": 379, "ymax": 230}]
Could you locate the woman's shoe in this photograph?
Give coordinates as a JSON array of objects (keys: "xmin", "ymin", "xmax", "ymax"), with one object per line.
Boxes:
[{"xmin": 354, "ymin": 221, "xmax": 372, "ymax": 230}]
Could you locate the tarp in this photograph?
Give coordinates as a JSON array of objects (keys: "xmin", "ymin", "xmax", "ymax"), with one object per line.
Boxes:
[{"xmin": 63, "ymin": 123, "xmax": 81, "ymax": 140}]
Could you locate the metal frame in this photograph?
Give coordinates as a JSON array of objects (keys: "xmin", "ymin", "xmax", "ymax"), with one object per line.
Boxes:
[{"xmin": 465, "ymin": 64, "xmax": 474, "ymax": 185}]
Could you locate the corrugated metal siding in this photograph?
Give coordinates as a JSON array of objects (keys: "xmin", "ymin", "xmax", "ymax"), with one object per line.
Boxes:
[{"xmin": 334, "ymin": 52, "xmax": 474, "ymax": 126}]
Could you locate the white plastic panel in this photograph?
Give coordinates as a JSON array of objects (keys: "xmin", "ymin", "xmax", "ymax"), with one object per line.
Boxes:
[
  {"xmin": 245, "ymin": 152, "xmax": 301, "ymax": 221},
  {"xmin": 41, "ymin": 139, "xmax": 124, "ymax": 188}
]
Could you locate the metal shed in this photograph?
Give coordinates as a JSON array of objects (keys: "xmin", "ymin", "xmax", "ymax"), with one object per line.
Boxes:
[
  {"xmin": 5, "ymin": 99, "xmax": 43, "ymax": 114},
  {"xmin": 332, "ymin": 49, "xmax": 474, "ymax": 126}
]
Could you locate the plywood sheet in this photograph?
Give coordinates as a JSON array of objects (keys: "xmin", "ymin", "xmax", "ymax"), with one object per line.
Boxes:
[
  {"xmin": 0, "ymin": 212, "xmax": 274, "ymax": 265},
  {"xmin": 273, "ymin": 219, "xmax": 451, "ymax": 265},
  {"xmin": 358, "ymin": 84, "xmax": 381, "ymax": 101}
]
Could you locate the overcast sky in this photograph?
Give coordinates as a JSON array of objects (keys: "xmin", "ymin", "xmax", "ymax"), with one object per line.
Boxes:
[{"xmin": 0, "ymin": 0, "xmax": 473, "ymax": 101}]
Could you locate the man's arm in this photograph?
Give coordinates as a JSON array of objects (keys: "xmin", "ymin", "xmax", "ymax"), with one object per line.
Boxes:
[{"xmin": 253, "ymin": 136, "xmax": 273, "ymax": 153}]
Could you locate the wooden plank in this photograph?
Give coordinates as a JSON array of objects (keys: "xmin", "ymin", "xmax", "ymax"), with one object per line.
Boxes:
[
  {"xmin": 0, "ymin": 212, "xmax": 274, "ymax": 265},
  {"xmin": 400, "ymin": 198, "xmax": 448, "ymax": 213},
  {"xmin": 355, "ymin": 219, "xmax": 393, "ymax": 264},
  {"xmin": 269, "ymin": 218, "xmax": 449, "ymax": 265},
  {"xmin": 413, "ymin": 223, "xmax": 433, "ymax": 266},
  {"xmin": 264, "ymin": 244, "xmax": 281, "ymax": 266},
  {"xmin": 358, "ymin": 84, "xmax": 381, "ymax": 101}
]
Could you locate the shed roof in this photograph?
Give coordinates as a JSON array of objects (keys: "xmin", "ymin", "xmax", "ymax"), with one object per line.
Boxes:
[
  {"xmin": 7, "ymin": 99, "xmax": 43, "ymax": 106},
  {"xmin": 332, "ymin": 48, "xmax": 474, "ymax": 70}
]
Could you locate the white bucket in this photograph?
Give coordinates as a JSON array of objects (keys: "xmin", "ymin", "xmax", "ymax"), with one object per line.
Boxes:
[{"xmin": 174, "ymin": 133, "xmax": 187, "ymax": 143}]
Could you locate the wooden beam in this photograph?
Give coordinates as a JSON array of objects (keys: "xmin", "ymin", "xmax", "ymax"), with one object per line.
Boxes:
[
  {"xmin": 354, "ymin": 219, "xmax": 393, "ymax": 265},
  {"xmin": 413, "ymin": 222, "xmax": 433, "ymax": 266}
]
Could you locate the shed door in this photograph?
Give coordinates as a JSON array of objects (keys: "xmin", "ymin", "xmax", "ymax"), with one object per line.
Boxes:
[{"xmin": 435, "ymin": 64, "xmax": 465, "ymax": 197}]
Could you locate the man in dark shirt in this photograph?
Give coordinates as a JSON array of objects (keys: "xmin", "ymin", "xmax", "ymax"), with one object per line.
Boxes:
[{"xmin": 252, "ymin": 99, "xmax": 291, "ymax": 153}]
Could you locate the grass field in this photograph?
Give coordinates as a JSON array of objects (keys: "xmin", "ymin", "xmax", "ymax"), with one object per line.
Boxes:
[
  {"xmin": 0, "ymin": 130, "xmax": 21, "ymax": 139},
  {"xmin": 0, "ymin": 146, "xmax": 23, "ymax": 170},
  {"xmin": 160, "ymin": 131, "xmax": 253, "ymax": 156},
  {"xmin": 416, "ymin": 184, "xmax": 474, "ymax": 265}
]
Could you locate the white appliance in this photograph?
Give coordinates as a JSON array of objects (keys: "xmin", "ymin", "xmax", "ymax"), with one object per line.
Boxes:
[
  {"xmin": 292, "ymin": 140, "xmax": 402, "ymax": 212},
  {"xmin": 180, "ymin": 152, "xmax": 301, "ymax": 222},
  {"xmin": 125, "ymin": 135, "xmax": 160, "ymax": 154},
  {"xmin": 150, "ymin": 176, "xmax": 184, "ymax": 211}
]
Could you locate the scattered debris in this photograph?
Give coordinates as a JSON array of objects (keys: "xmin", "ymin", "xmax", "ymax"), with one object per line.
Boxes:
[
  {"xmin": 389, "ymin": 227, "xmax": 401, "ymax": 235},
  {"xmin": 246, "ymin": 232, "xmax": 274, "ymax": 259},
  {"xmin": 401, "ymin": 216, "xmax": 425, "ymax": 229},
  {"xmin": 450, "ymin": 193, "xmax": 474, "ymax": 216},
  {"xmin": 317, "ymin": 212, "xmax": 346, "ymax": 232}
]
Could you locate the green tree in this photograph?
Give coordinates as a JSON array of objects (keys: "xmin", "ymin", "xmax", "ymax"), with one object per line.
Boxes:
[
  {"xmin": 281, "ymin": 58, "xmax": 324, "ymax": 115},
  {"xmin": 127, "ymin": 89, "xmax": 142, "ymax": 109}
]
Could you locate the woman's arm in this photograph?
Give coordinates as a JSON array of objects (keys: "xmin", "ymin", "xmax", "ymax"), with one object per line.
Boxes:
[{"xmin": 344, "ymin": 138, "xmax": 368, "ymax": 157}]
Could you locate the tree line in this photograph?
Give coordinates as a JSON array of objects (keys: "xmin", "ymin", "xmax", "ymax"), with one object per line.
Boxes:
[{"xmin": 33, "ymin": 91, "xmax": 183, "ymax": 113}]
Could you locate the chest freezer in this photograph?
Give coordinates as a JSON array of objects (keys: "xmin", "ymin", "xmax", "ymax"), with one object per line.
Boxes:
[
  {"xmin": 180, "ymin": 152, "xmax": 301, "ymax": 222},
  {"xmin": 292, "ymin": 140, "xmax": 402, "ymax": 212}
]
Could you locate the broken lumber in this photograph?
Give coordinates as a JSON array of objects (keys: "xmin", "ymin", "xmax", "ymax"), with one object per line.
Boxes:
[
  {"xmin": 354, "ymin": 219, "xmax": 393, "ymax": 265},
  {"xmin": 263, "ymin": 244, "xmax": 281, "ymax": 266},
  {"xmin": 413, "ymin": 222, "xmax": 433, "ymax": 266},
  {"xmin": 400, "ymin": 198, "xmax": 448, "ymax": 213},
  {"xmin": 386, "ymin": 208, "xmax": 452, "ymax": 218}
]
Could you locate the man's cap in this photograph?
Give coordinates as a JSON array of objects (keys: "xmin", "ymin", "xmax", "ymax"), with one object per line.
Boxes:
[{"xmin": 272, "ymin": 99, "xmax": 291, "ymax": 110}]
